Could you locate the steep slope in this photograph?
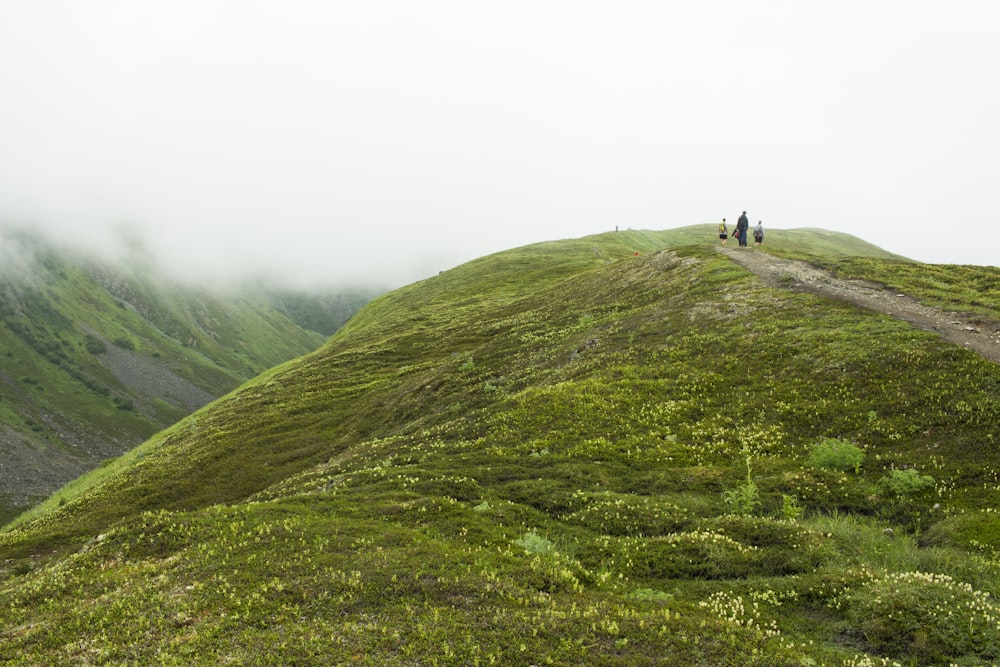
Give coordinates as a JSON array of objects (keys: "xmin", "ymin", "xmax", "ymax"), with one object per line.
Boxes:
[
  {"xmin": 2, "ymin": 227, "xmax": 999, "ymax": 665},
  {"xmin": 0, "ymin": 230, "xmax": 376, "ymax": 521}
]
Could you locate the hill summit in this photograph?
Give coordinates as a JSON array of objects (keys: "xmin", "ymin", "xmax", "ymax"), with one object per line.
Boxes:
[{"xmin": 2, "ymin": 226, "xmax": 1000, "ymax": 665}]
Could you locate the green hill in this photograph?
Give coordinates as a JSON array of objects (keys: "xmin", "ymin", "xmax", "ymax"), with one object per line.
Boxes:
[
  {"xmin": 0, "ymin": 229, "xmax": 379, "ymax": 522},
  {"xmin": 663, "ymin": 224, "xmax": 909, "ymax": 261},
  {"xmin": 2, "ymin": 226, "xmax": 999, "ymax": 665}
]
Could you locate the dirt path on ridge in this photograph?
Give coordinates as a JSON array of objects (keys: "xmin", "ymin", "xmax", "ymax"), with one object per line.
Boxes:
[{"xmin": 717, "ymin": 247, "xmax": 1000, "ymax": 365}]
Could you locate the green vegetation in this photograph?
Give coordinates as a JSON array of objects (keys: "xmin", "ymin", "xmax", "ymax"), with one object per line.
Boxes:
[
  {"xmin": 722, "ymin": 455, "xmax": 761, "ymax": 516},
  {"xmin": 811, "ymin": 256, "xmax": 1000, "ymax": 319},
  {"xmin": 1, "ymin": 226, "xmax": 999, "ymax": 664},
  {"xmin": 807, "ymin": 437, "xmax": 866, "ymax": 472},
  {"xmin": 0, "ymin": 229, "xmax": 371, "ymax": 520},
  {"xmin": 880, "ymin": 468, "xmax": 936, "ymax": 498}
]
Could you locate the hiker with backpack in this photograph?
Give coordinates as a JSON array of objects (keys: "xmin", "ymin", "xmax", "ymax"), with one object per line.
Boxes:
[
  {"xmin": 736, "ymin": 212, "xmax": 749, "ymax": 247},
  {"xmin": 753, "ymin": 221, "xmax": 764, "ymax": 247},
  {"xmin": 718, "ymin": 218, "xmax": 728, "ymax": 245}
]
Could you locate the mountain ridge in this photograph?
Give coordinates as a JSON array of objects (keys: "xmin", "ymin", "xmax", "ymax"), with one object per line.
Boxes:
[{"xmin": 2, "ymin": 226, "xmax": 999, "ymax": 665}]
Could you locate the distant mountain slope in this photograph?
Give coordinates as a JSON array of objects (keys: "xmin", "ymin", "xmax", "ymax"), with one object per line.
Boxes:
[
  {"xmin": 0, "ymin": 229, "xmax": 380, "ymax": 521},
  {"xmin": 3, "ymin": 227, "xmax": 1000, "ymax": 665},
  {"xmin": 262, "ymin": 288, "xmax": 376, "ymax": 337}
]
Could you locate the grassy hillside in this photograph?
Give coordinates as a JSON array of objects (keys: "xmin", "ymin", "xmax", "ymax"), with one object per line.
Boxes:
[
  {"xmin": 0, "ymin": 229, "xmax": 375, "ymax": 522},
  {"xmin": 668, "ymin": 224, "xmax": 908, "ymax": 262},
  {"xmin": 2, "ymin": 226, "xmax": 999, "ymax": 665}
]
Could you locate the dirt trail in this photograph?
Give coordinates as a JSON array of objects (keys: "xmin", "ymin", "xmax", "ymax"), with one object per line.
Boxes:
[{"xmin": 718, "ymin": 247, "xmax": 1000, "ymax": 365}]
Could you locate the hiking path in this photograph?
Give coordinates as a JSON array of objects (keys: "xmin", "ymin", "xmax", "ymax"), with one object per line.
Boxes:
[{"xmin": 718, "ymin": 247, "xmax": 1000, "ymax": 365}]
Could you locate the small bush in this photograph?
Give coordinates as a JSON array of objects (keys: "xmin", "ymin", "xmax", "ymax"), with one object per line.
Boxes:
[
  {"xmin": 113, "ymin": 397, "xmax": 135, "ymax": 411},
  {"xmin": 84, "ymin": 335, "xmax": 107, "ymax": 354},
  {"xmin": 806, "ymin": 437, "xmax": 865, "ymax": 473},
  {"xmin": 880, "ymin": 468, "xmax": 935, "ymax": 498},
  {"xmin": 113, "ymin": 336, "xmax": 136, "ymax": 351},
  {"xmin": 514, "ymin": 531, "xmax": 557, "ymax": 555}
]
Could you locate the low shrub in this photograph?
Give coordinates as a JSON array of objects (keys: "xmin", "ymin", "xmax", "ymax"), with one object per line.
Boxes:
[
  {"xmin": 113, "ymin": 336, "xmax": 136, "ymax": 351},
  {"xmin": 514, "ymin": 530, "xmax": 557, "ymax": 555},
  {"xmin": 835, "ymin": 571, "xmax": 1000, "ymax": 662},
  {"xmin": 697, "ymin": 515, "xmax": 832, "ymax": 576},
  {"xmin": 629, "ymin": 531, "xmax": 762, "ymax": 580},
  {"xmin": 563, "ymin": 491, "xmax": 691, "ymax": 536},
  {"xmin": 806, "ymin": 437, "xmax": 865, "ymax": 473},
  {"xmin": 879, "ymin": 468, "xmax": 935, "ymax": 498},
  {"xmin": 921, "ymin": 512, "xmax": 1000, "ymax": 554},
  {"xmin": 84, "ymin": 335, "xmax": 107, "ymax": 354}
]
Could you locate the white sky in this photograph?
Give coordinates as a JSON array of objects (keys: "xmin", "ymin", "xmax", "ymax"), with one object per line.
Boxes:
[{"xmin": 1, "ymin": 1, "xmax": 997, "ymax": 288}]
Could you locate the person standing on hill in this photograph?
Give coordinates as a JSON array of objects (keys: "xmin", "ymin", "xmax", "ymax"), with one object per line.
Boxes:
[
  {"xmin": 736, "ymin": 212, "xmax": 749, "ymax": 247},
  {"xmin": 753, "ymin": 221, "xmax": 764, "ymax": 247},
  {"xmin": 718, "ymin": 218, "xmax": 728, "ymax": 245}
]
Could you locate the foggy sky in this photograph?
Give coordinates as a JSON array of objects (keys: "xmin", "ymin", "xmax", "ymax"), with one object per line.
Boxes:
[{"xmin": 1, "ymin": 1, "xmax": 997, "ymax": 289}]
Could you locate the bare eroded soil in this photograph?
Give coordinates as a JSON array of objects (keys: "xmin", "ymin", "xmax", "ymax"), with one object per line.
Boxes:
[{"xmin": 719, "ymin": 247, "xmax": 1000, "ymax": 365}]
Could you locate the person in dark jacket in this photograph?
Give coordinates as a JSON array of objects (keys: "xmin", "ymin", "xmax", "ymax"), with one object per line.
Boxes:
[{"xmin": 736, "ymin": 212, "xmax": 749, "ymax": 247}]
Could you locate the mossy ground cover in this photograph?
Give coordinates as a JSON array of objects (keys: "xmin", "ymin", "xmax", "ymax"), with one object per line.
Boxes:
[{"xmin": 1, "ymin": 229, "xmax": 999, "ymax": 664}]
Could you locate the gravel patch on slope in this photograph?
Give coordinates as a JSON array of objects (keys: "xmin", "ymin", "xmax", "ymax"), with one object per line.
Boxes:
[{"xmin": 99, "ymin": 344, "xmax": 217, "ymax": 412}]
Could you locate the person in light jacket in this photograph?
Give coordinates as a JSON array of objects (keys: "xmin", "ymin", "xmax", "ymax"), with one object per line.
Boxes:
[{"xmin": 753, "ymin": 221, "xmax": 764, "ymax": 247}]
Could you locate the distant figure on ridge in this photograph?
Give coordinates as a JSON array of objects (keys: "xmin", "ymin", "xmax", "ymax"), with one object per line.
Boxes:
[
  {"xmin": 718, "ymin": 218, "xmax": 728, "ymax": 245},
  {"xmin": 753, "ymin": 221, "xmax": 764, "ymax": 247},
  {"xmin": 736, "ymin": 211, "xmax": 749, "ymax": 247}
]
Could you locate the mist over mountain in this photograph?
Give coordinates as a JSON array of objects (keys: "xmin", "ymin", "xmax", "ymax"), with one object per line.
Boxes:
[
  {"xmin": 4, "ymin": 3, "xmax": 998, "ymax": 282},
  {"xmin": 0, "ymin": 227, "xmax": 380, "ymax": 522},
  {"xmin": 0, "ymin": 218, "xmax": 412, "ymax": 293}
]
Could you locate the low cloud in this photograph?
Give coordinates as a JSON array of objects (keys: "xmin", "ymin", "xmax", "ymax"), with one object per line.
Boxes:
[{"xmin": 1, "ymin": 2, "xmax": 997, "ymax": 285}]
